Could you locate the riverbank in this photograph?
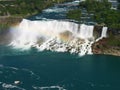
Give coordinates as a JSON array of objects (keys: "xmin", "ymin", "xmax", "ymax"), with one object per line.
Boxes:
[{"xmin": 92, "ymin": 36, "xmax": 120, "ymax": 56}]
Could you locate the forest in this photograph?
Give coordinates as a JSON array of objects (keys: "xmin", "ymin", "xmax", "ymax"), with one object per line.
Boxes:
[
  {"xmin": 67, "ymin": 0, "xmax": 120, "ymax": 29},
  {"xmin": 0, "ymin": 0, "xmax": 72, "ymax": 16},
  {"xmin": 0, "ymin": 0, "xmax": 120, "ymax": 29}
]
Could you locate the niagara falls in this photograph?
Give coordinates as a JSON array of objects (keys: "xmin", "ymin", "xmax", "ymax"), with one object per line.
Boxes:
[
  {"xmin": 9, "ymin": 19, "xmax": 107, "ymax": 56},
  {"xmin": 0, "ymin": 0, "xmax": 120, "ymax": 90}
]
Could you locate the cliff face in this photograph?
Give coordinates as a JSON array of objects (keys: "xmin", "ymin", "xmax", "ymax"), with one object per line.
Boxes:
[
  {"xmin": 0, "ymin": 16, "xmax": 22, "ymax": 26},
  {"xmin": 92, "ymin": 26, "xmax": 120, "ymax": 56},
  {"xmin": 92, "ymin": 38, "xmax": 120, "ymax": 56}
]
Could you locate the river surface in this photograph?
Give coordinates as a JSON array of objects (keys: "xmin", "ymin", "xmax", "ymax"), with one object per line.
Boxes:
[
  {"xmin": 0, "ymin": 48, "xmax": 120, "ymax": 90},
  {"xmin": 0, "ymin": 0, "xmax": 120, "ymax": 90}
]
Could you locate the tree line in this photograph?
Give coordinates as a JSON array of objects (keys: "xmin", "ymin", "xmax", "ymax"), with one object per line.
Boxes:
[
  {"xmin": 0, "ymin": 0, "xmax": 72, "ymax": 16},
  {"xmin": 67, "ymin": 0, "xmax": 120, "ymax": 29}
]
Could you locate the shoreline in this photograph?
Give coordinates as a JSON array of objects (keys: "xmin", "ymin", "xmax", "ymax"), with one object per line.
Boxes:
[{"xmin": 92, "ymin": 38, "xmax": 120, "ymax": 57}]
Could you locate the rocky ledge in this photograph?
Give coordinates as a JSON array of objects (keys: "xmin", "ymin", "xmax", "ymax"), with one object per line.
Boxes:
[
  {"xmin": 0, "ymin": 16, "xmax": 22, "ymax": 28},
  {"xmin": 92, "ymin": 37, "xmax": 120, "ymax": 56}
]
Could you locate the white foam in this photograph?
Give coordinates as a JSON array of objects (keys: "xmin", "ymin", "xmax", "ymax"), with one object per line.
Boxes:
[
  {"xmin": 43, "ymin": 7, "xmax": 66, "ymax": 13},
  {"xmin": 33, "ymin": 85, "xmax": 66, "ymax": 90},
  {"xmin": 2, "ymin": 83, "xmax": 25, "ymax": 90},
  {"xmin": 96, "ymin": 27, "xmax": 108, "ymax": 42},
  {"xmin": 79, "ymin": 24, "xmax": 94, "ymax": 39},
  {"xmin": 9, "ymin": 19, "xmax": 96, "ymax": 56},
  {"xmin": 14, "ymin": 81, "xmax": 20, "ymax": 84},
  {"xmin": 101, "ymin": 27, "xmax": 108, "ymax": 38}
]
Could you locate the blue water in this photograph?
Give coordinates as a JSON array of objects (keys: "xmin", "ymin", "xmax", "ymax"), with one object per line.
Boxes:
[
  {"xmin": 0, "ymin": 0, "xmax": 120, "ymax": 90},
  {"xmin": 0, "ymin": 49, "xmax": 120, "ymax": 90},
  {"xmin": 29, "ymin": 2, "xmax": 79, "ymax": 21},
  {"xmin": 28, "ymin": 0, "xmax": 96, "ymax": 25}
]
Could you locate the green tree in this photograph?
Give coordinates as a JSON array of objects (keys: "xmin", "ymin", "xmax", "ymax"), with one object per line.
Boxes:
[{"xmin": 66, "ymin": 9, "xmax": 81, "ymax": 21}]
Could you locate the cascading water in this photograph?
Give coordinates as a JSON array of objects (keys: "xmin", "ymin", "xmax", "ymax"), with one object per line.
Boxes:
[
  {"xmin": 101, "ymin": 27, "xmax": 108, "ymax": 38},
  {"xmin": 1, "ymin": 1, "xmax": 119, "ymax": 90},
  {"xmin": 10, "ymin": 19, "xmax": 96, "ymax": 56},
  {"xmin": 96, "ymin": 27, "xmax": 108, "ymax": 42},
  {"xmin": 9, "ymin": 0, "xmax": 108, "ymax": 56},
  {"xmin": 79, "ymin": 24, "xmax": 94, "ymax": 39}
]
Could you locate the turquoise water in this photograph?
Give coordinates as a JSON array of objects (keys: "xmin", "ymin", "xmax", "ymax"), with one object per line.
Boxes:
[
  {"xmin": 0, "ymin": 48, "xmax": 120, "ymax": 90},
  {"xmin": 0, "ymin": 1, "xmax": 120, "ymax": 90}
]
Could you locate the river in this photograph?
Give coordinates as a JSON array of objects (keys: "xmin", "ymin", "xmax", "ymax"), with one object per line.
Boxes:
[{"xmin": 0, "ymin": 0, "xmax": 120, "ymax": 90}]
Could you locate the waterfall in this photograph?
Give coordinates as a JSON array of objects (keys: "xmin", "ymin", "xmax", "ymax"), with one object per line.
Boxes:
[
  {"xmin": 10, "ymin": 19, "xmax": 104, "ymax": 56},
  {"xmin": 79, "ymin": 24, "xmax": 94, "ymax": 39},
  {"xmin": 101, "ymin": 27, "xmax": 108, "ymax": 38},
  {"xmin": 8, "ymin": 0, "xmax": 108, "ymax": 56},
  {"xmin": 96, "ymin": 27, "xmax": 108, "ymax": 42}
]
